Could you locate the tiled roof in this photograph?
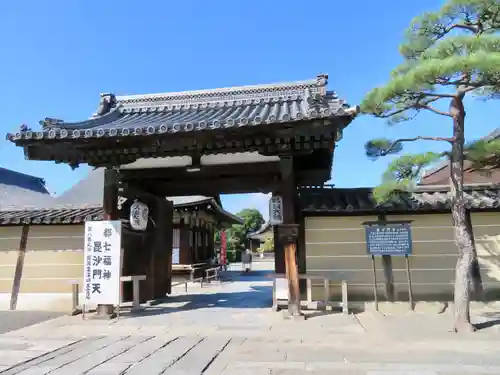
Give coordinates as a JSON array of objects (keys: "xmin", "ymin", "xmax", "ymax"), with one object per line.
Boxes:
[
  {"xmin": 0, "ymin": 167, "xmax": 55, "ymax": 209},
  {"xmin": 299, "ymin": 185, "xmax": 500, "ymax": 214},
  {"xmin": 247, "ymin": 221, "xmax": 273, "ymax": 239},
  {"xmin": 7, "ymin": 75, "xmax": 357, "ymax": 142},
  {"xmin": 0, "ymin": 207, "xmax": 103, "ymax": 225},
  {"xmin": 0, "ymin": 169, "xmax": 242, "ymax": 225},
  {"xmin": 0, "ymin": 198, "xmax": 241, "ymax": 226}
]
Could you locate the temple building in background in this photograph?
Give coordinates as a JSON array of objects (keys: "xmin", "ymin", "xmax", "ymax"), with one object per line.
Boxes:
[{"xmin": 247, "ymin": 221, "xmax": 273, "ymax": 252}]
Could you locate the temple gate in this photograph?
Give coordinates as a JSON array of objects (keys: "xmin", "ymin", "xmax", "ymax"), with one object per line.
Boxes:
[{"xmin": 7, "ymin": 74, "xmax": 358, "ymax": 317}]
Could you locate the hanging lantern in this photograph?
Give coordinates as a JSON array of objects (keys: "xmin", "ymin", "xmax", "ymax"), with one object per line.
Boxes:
[{"xmin": 129, "ymin": 200, "xmax": 149, "ymax": 231}]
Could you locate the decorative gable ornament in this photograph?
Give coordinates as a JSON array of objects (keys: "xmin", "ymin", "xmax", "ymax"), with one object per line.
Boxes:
[
  {"xmin": 269, "ymin": 196, "xmax": 283, "ymax": 225},
  {"xmin": 130, "ymin": 200, "xmax": 149, "ymax": 231}
]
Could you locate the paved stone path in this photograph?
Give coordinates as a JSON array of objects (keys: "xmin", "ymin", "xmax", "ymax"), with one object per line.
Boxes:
[{"xmin": 0, "ymin": 263, "xmax": 499, "ymax": 374}]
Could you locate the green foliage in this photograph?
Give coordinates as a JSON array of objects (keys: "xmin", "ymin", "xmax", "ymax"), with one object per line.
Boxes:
[
  {"xmin": 361, "ymin": 52, "xmax": 500, "ymax": 118},
  {"xmin": 360, "ymin": 0, "xmax": 500, "ymax": 120},
  {"xmin": 213, "ymin": 230, "xmax": 221, "ymax": 244},
  {"xmin": 400, "ymin": 0, "xmax": 500, "ymax": 60},
  {"xmin": 384, "ymin": 152, "xmax": 443, "ymax": 181},
  {"xmin": 372, "ymin": 180, "xmax": 413, "ymax": 203},
  {"xmin": 369, "ymin": 152, "xmax": 443, "ymax": 203},
  {"xmin": 226, "ymin": 208, "xmax": 265, "ymax": 250},
  {"xmin": 466, "ymin": 138, "xmax": 500, "ymax": 168},
  {"xmin": 365, "ymin": 138, "xmax": 403, "ymax": 159},
  {"xmin": 361, "ymin": 0, "xmax": 500, "ymax": 204}
]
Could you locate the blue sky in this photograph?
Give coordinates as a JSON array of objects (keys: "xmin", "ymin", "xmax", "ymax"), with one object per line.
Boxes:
[{"xmin": 1, "ymin": 0, "xmax": 498, "ymax": 220}]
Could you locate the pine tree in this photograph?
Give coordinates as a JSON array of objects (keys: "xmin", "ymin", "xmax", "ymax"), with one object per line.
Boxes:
[{"xmin": 361, "ymin": 0, "xmax": 500, "ymax": 332}]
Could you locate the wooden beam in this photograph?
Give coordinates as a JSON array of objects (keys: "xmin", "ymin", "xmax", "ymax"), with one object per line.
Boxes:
[
  {"xmin": 10, "ymin": 225, "xmax": 29, "ymax": 310},
  {"xmin": 144, "ymin": 175, "xmax": 279, "ymax": 196},
  {"xmin": 120, "ymin": 162, "xmax": 280, "ymax": 180},
  {"xmin": 118, "ymin": 182, "xmax": 158, "ymax": 201}
]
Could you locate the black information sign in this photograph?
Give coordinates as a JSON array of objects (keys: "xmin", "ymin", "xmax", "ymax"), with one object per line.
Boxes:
[{"xmin": 365, "ymin": 223, "xmax": 412, "ymax": 256}]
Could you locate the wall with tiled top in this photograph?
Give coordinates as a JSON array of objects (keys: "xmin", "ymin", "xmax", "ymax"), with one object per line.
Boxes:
[{"xmin": 305, "ymin": 213, "xmax": 500, "ymax": 302}]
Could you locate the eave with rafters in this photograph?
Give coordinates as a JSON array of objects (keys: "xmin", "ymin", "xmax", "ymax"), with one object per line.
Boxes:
[{"xmin": 7, "ymin": 74, "xmax": 358, "ymax": 169}]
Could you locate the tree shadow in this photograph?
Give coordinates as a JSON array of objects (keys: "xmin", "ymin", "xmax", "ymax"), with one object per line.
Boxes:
[
  {"xmin": 474, "ymin": 236, "xmax": 500, "ymax": 300},
  {"xmin": 474, "ymin": 310, "xmax": 500, "ymax": 330},
  {"xmin": 474, "ymin": 318, "xmax": 500, "ymax": 330}
]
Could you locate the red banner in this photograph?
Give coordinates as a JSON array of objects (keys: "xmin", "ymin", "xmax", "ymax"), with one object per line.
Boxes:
[{"xmin": 220, "ymin": 230, "xmax": 227, "ymax": 265}]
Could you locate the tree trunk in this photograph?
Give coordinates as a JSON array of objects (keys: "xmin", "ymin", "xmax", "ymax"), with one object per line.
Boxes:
[
  {"xmin": 449, "ymin": 96, "xmax": 476, "ymax": 333},
  {"xmin": 466, "ymin": 211, "xmax": 484, "ymax": 300},
  {"xmin": 451, "ymin": 211, "xmax": 483, "ymax": 301}
]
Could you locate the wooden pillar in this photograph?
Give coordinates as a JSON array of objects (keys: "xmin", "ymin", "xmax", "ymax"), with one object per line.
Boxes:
[
  {"xmin": 209, "ymin": 225, "xmax": 215, "ymax": 259},
  {"xmin": 149, "ymin": 197, "xmax": 173, "ymax": 299},
  {"xmin": 297, "ymin": 211, "xmax": 307, "ymax": 299},
  {"xmin": 97, "ymin": 168, "xmax": 119, "ymax": 318},
  {"xmin": 179, "ymin": 220, "xmax": 191, "ymax": 264},
  {"xmin": 10, "ymin": 224, "xmax": 30, "ymax": 310},
  {"xmin": 279, "ymin": 156, "xmax": 302, "ymax": 317},
  {"xmin": 193, "ymin": 225, "xmax": 199, "ymax": 263},
  {"xmin": 273, "ymin": 225, "xmax": 284, "ymax": 274},
  {"xmin": 378, "ymin": 215, "xmax": 395, "ymax": 301}
]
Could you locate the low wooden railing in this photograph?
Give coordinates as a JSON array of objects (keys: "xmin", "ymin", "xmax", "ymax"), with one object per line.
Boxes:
[
  {"xmin": 273, "ymin": 273, "xmax": 349, "ymax": 315},
  {"xmin": 121, "ymin": 275, "xmax": 147, "ymax": 311},
  {"xmin": 171, "ymin": 265, "xmax": 222, "ymax": 292}
]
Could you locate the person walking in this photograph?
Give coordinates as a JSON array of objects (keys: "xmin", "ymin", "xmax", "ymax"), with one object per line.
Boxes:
[{"xmin": 242, "ymin": 249, "xmax": 252, "ymax": 272}]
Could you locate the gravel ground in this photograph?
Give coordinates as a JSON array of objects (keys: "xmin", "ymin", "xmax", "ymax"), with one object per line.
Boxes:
[{"xmin": 0, "ymin": 311, "xmax": 64, "ymax": 334}]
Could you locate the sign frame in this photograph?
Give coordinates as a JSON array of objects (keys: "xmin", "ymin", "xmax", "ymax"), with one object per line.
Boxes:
[
  {"xmin": 269, "ymin": 196, "xmax": 284, "ymax": 225},
  {"xmin": 83, "ymin": 220, "xmax": 122, "ymax": 307},
  {"xmin": 363, "ymin": 220, "xmax": 412, "ymax": 256}
]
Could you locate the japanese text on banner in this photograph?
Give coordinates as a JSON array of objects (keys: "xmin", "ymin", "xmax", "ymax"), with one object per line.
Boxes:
[{"xmin": 83, "ymin": 221, "xmax": 121, "ymax": 305}]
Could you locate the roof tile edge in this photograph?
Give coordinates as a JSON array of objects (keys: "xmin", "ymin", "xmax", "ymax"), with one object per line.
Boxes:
[{"xmin": 115, "ymin": 76, "xmax": 326, "ymax": 104}]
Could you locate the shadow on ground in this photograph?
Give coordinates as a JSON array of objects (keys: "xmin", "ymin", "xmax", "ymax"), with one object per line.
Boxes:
[
  {"xmin": 119, "ymin": 284, "xmax": 273, "ymax": 318},
  {"xmin": 475, "ymin": 311, "xmax": 500, "ymax": 330},
  {"xmin": 0, "ymin": 311, "xmax": 64, "ymax": 334},
  {"xmin": 220, "ymin": 270, "xmax": 274, "ymax": 282}
]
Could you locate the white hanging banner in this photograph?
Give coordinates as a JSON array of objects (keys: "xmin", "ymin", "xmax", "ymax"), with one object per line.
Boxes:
[
  {"xmin": 130, "ymin": 200, "xmax": 149, "ymax": 231},
  {"xmin": 83, "ymin": 220, "xmax": 122, "ymax": 306},
  {"xmin": 269, "ymin": 196, "xmax": 284, "ymax": 225}
]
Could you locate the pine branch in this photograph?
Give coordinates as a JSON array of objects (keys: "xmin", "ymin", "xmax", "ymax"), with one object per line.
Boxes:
[
  {"xmin": 373, "ymin": 152, "xmax": 444, "ymax": 203},
  {"xmin": 382, "ymin": 136, "xmax": 453, "ymax": 156},
  {"xmin": 419, "ymin": 92, "xmax": 456, "ymax": 98},
  {"xmin": 399, "ymin": 0, "xmax": 500, "ymax": 59},
  {"xmin": 416, "ymin": 103, "xmax": 452, "ymax": 117},
  {"xmin": 361, "ymin": 52, "xmax": 500, "ymax": 117}
]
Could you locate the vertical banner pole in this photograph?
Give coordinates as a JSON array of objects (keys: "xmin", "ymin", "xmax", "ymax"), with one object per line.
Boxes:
[
  {"xmin": 371, "ymin": 255, "xmax": 378, "ymax": 311},
  {"xmin": 405, "ymin": 254, "xmax": 414, "ymax": 311}
]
